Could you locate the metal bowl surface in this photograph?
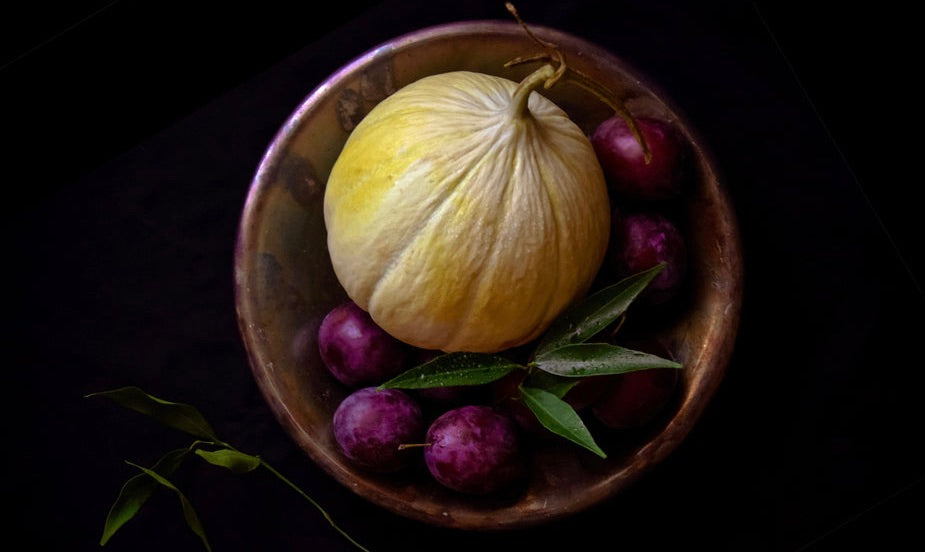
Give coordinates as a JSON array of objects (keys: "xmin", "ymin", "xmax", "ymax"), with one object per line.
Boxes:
[{"xmin": 234, "ymin": 20, "xmax": 743, "ymax": 530}]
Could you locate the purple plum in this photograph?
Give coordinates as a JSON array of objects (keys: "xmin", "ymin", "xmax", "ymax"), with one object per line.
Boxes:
[
  {"xmin": 612, "ymin": 211, "xmax": 688, "ymax": 304},
  {"xmin": 591, "ymin": 368, "xmax": 680, "ymax": 430},
  {"xmin": 424, "ymin": 405, "xmax": 523, "ymax": 494},
  {"xmin": 591, "ymin": 115, "xmax": 690, "ymax": 201},
  {"xmin": 332, "ymin": 387, "xmax": 424, "ymax": 473},
  {"xmin": 318, "ymin": 301, "xmax": 409, "ymax": 387}
]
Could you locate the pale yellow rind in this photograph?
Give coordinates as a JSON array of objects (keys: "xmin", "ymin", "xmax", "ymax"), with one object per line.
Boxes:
[{"xmin": 324, "ymin": 71, "xmax": 610, "ymax": 352}]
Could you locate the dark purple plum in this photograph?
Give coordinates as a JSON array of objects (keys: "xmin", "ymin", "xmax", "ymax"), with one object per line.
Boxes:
[
  {"xmin": 424, "ymin": 405, "xmax": 523, "ymax": 494},
  {"xmin": 332, "ymin": 387, "xmax": 424, "ymax": 472},
  {"xmin": 591, "ymin": 115, "xmax": 689, "ymax": 201},
  {"xmin": 416, "ymin": 385, "xmax": 471, "ymax": 406},
  {"xmin": 318, "ymin": 301, "xmax": 408, "ymax": 387},
  {"xmin": 612, "ymin": 211, "xmax": 688, "ymax": 304},
  {"xmin": 591, "ymin": 368, "xmax": 680, "ymax": 430},
  {"xmin": 562, "ymin": 377, "xmax": 611, "ymax": 411}
]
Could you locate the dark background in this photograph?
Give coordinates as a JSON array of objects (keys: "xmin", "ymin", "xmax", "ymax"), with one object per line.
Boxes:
[{"xmin": 4, "ymin": 1, "xmax": 921, "ymax": 550}]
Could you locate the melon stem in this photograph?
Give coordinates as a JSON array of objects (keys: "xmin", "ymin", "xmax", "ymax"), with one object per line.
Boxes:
[{"xmin": 508, "ymin": 64, "xmax": 557, "ymax": 120}]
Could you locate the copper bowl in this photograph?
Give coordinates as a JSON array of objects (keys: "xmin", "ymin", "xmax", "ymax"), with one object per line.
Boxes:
[{"xmin": 234, "ymin": 20, "xmax": 743, "ymax": 530}]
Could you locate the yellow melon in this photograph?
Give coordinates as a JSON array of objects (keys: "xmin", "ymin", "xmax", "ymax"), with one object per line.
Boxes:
[{"xmin": 324, "ymin": 67, "xmax": 610, "ymax": 352}]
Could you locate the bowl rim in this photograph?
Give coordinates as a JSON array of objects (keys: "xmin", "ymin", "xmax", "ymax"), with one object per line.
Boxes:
[{"xmin": 234, "ymin": 19, "xmax": 744, "ymax": 530}]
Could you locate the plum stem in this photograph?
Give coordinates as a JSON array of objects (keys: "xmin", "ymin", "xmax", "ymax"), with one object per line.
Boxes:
[{"xmin": 397, "ymin": 442, "xmax": 433, "ymax": 450}]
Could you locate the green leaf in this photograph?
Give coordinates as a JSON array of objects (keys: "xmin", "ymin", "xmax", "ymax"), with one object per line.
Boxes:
[
  {"xmin": 518, "ymin": 386, "xmax": 606, "ymax": 458},
  {"xmin": 522, "ymin": 370, "xmax": 580, "ymax": 399},
  {"xmin": 195, "ymin": 448, "xmax": 261, "ymax": 474},
  {"xmin": 100, "ymin": 448, "xmax": 189, "ymax": 546},
  {"xmin": 127, "ymin": 461, "xmax": 212, "ymax": 552},
  {"xmin": 378, "ymin": 352, "xmax": 521, "ymax": 389},
  {"xmin": 86, "ymin": 386, "xmax": 219, "ymax": 440},
  {"xmin": 534, "ymin": 342, "xmax": 682, "ymax": 377},
  {"xmin": 534, "ymin": 263, "xmax": 666, "ymax": 356}
]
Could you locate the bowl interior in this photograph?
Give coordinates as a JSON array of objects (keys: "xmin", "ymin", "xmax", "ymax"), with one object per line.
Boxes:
[{"xmin": 234, "ymin": 20, "xmax": 743, "ymax": 530}]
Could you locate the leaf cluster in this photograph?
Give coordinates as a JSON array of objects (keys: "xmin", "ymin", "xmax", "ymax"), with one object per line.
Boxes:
[
  {"xmin": 379, "ymin": 263, "xmax": 682, "ymax": 458},
  {"xmin": 86, "ymin": 264, "xmax": 677, "ymax": 550},
  {"xmin": 85, "ymin": 387, "xmax": 369, "ymax": 552}
]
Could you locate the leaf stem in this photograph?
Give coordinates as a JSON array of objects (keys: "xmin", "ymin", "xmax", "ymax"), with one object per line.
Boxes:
[{"xmin": 258, "ymin": 460, "xmax": 371, "ymax": 552}]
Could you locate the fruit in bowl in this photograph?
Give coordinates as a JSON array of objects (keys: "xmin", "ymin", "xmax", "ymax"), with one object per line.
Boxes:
[
  {"xmin": 424, "ymin": 405, "xmax": 525, "ymax": 495},
  {"xmin": 318, "ymin": 301, "xmax": 410, "ymax": 387},
  {"xmin": 323, "ymin": 66, "xmax": 610, "ymax": 353},
  {"xmin": 592, "ymin": 114, "xmax": 691, "ymax": 201},
  {"xmin": 234, "ymin": 15, "xmax": 743, "ymax": 531},
  {"xmin": 332, "ymin": 387, "xmax": 424, "ymax": 473}
]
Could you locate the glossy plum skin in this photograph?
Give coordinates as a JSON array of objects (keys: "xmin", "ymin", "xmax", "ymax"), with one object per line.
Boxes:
[
  {"xmin": 332, "ymin": 387, "xmax": 424, "ymax": 472},
  {"xmin": 613, "ymin": 211, "xmax": 688, "ymax": 304},
  {"xmin": 591, "ymin": 368, "xmax": 680, "ymax": 430},
  {"xmin": 591, "ymin": 115, "xmax": 688, "ymax": 201},
  {"xmin": 318, "ymin": 301, "xmax": 408, "ymax": 387},
  {"xmin": 424, "ymin": 405, "xmax": 523, "ymax": 494}
]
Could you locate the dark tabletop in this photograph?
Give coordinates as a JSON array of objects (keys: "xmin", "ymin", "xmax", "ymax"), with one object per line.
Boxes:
[{"xmin": 4, "ymin": 1, "xmax": 922, "ymax": 550}]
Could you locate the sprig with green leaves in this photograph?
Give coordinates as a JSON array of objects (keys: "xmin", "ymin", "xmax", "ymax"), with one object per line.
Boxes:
[
  {"xmin": 86, "ymin": 386, "xmax": 370, "ymax": 552},
  {"xmin": 88, "ymin": 263, "xmax": 678, "ymax": 549},
  {"xmin": 379, "ymin": 262, "xmax": 682, "ymax": 458}
]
